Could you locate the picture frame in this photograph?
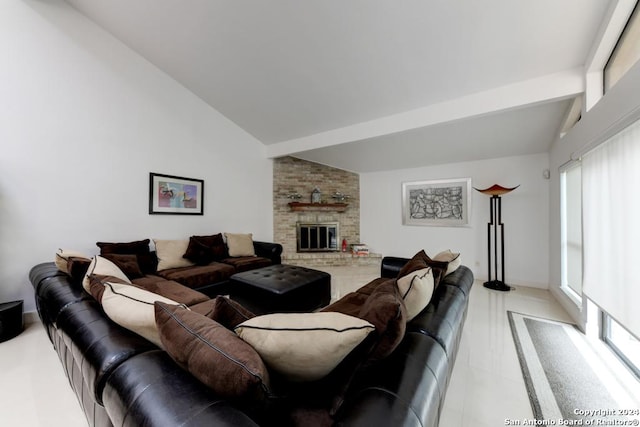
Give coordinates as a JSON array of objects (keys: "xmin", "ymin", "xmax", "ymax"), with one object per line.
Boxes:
[
  {"xmin": 149, "ymin": 172, "xmax": 204, "ymax": 215},
  {"xmin": 402, "ymin": 178, "xmax": 471, "ymax": 226}
]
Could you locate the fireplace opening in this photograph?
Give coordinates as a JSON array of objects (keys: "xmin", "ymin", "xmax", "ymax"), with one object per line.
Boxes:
[{"xmin": 297, "ymin": 222, "xmax": 339, "ymax": 252}]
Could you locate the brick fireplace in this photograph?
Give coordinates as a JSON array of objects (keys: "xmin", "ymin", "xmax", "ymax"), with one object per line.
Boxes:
[{"xmin": 273, "ymin": 156, "xmax": 380, "ymax": 267}]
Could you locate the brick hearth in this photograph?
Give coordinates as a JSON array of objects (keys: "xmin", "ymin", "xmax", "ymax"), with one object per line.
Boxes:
[{"xmin": 282, "ymin": 252, "xmax": 382, "ymax": 268}]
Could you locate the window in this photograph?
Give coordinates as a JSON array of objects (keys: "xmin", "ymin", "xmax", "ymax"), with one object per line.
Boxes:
[
  {"xmin": 604, "ymin": 2, "xmax": 640, "ymax": 92},
  {"xmin": 602, "ymin": 314, "xmax": 640, "ymax": 378},
  {"xmin": 560, "ymin": 162, "xmax": 582, "ymax": 301}
]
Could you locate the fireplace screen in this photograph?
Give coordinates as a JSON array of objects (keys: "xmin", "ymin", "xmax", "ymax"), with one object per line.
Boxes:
[{"xmin": 297, "ymin": 222, "xmax": 339, "ymax": 252}]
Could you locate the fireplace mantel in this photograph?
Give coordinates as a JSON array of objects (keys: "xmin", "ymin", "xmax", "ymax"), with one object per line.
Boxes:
[{"xmin": 288, "ymin": 202, "xmax": 348, "ymax": 212}]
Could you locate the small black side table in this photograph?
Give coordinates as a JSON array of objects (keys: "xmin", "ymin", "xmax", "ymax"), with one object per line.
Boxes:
[{"xmin": 0, "ymin": 300, "xmax": 24, "ymax": 343}]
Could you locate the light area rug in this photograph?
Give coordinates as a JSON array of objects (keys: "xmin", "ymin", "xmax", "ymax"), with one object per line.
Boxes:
[{"xmin": 508, "ymin": 311, "xmax": 640, "ymax": 424}]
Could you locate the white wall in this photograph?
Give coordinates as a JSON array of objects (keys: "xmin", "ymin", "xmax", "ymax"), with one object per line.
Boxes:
[
  {"xmin": 548, "ymin": 60, "xmax": 640, "ymax": 326},
  {"xmin": 361, "ymin": 153, "xmax": 550, "ymax": 288},
  {"xmin": 0, "ymin": 1, "xmax": 273, "ymax": 312}
]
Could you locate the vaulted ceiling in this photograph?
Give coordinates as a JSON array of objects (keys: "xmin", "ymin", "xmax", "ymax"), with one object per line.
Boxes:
[{"xmin": 65, "ymin": 0, "xmax": 615, "ymax": 172}]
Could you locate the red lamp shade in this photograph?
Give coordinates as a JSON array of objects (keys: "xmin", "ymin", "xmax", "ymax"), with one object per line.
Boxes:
[{"xmin": 474, "ymin": 184, "xmax": 520, "ymax": 196}]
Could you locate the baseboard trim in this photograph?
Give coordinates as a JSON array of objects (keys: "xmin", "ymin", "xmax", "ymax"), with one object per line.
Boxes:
[{"xmin": 24, "ymin": 311, "xmax": 39, "ymax": 325}]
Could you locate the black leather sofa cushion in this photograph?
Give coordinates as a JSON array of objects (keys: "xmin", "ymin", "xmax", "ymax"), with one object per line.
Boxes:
[
  {"xmin": 55, "ymin": 298, "xmax": 156, "ymax": 404},
  {"xmin": 380, "ymin": 256, "xmax": 409, "ymax": 279},
  {"xmin": 103, "ymin": 350, "xmax": 260, "ymax": 427},
  {"xmin": 380, "ymin": 259, "xmax": 472, "ymax": 361},
  {"xmin": 30, "ymin": 263, "xmax": 157, "ymax": 405},
  {"xmin": 253, "ymin": 241, "xmax": 283, "ymax": 265},
  {"xmin": 407, "ymin": 280, "xmax": 467, "ymax": 359},
  {"xmin": 335, "ymin": 332, "xmax": 449, "ymax": 427},
  {"xmin": 441, "ymin": 264, "xmax": 474, "ymax": 296},
  {"xmin": 30, "ymin": 263, "xmax": 90, "ymax": 331},
  {"xmin": 50, "ymin": 326, "xmax": 114, "ymax": 427}
]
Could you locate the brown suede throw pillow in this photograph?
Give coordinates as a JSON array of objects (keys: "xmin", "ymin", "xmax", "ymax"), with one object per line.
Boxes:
[
  {"xmin": 101, "ymin": 254, "xmax": 144, "ymax": 280},
  {"xmin": 191, "ymin": 296, "xmax": 255, "ymax": 330},
  {"xmin": 67, "ymin": 257, "xmax": 92, "ymax": 285},
  {"xmin": 97, "ymin": 239, "xmax": 155, "ymax": 274},
  {"xmin": 183, "ymin": 234, "xmax": 228, "ymax": 265},
  {"xmin": 321, "ymin": 292, "xmax": 367, "ymax": 318},
  {"xmin": 398, "ymin": 250, "xmax": 448, "ymax": 287},
  {"xmin": 183, "ymin": 237, "xmax": 215, "ymax": 265},
  {"xmin": 154, "ymin": 302, "xmax": 270, "ymax": 400},
  {"xmin": 358, "ymin": 279, "xmax": 407, "ymax": 363}
]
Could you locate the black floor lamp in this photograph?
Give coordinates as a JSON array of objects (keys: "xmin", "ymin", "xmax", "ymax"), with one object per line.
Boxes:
[{"xmin": 475, "ymin": 184, "xmax": 519, "ymax": 291}]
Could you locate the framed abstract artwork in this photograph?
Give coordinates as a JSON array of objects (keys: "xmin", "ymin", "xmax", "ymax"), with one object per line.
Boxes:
[
  {"xmin": 149, "ymin": 172, "xmax": 204, "ymax": 215},
  {"xmin": 402, "ymin": 178, "xmax": 471, "ymax": 226}
]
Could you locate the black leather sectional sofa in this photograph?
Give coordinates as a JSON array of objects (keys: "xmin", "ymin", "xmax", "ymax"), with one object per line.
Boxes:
[{"xmin": 29, "ymin": 255, "xmax": 473, "ymax": 427}]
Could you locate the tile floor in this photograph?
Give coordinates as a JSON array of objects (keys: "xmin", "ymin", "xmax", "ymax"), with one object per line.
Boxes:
[
  {"xmin": 438, "ymin": 280, "xmax": 573, "ymax": 427},
  {"xmin": 0, "ymin": 313, "xmax": 87, "ymax": 426},
  {"xmin": 1, "ymin": 265, "xmax": 637, "ymax": 426}
]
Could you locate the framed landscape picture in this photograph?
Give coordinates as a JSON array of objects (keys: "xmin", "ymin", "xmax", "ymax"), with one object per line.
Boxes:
[
  {"xmin": 149, "ymin": 172, "xmax": 204, "ymax": 215},
  {"xmin": 402, "ymin": 178, "xmax": 471, "ymax": 226}
]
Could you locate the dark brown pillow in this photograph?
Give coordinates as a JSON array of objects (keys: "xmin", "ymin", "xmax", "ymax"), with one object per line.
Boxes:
[
  {"xmin": 321, "ymin": 292, "xmax": 367, "ymax": 317},
  {"xmin": 189, "ymin": 296, "xmax": 256, "ymax": 330},
  {"xmin": 358, "ymin": 279, "xmax": 407, "ymax": 363},
  {"xmin": 101, "ymin": 254, "xmax": 144, "ymax": 279},
  {"xmin": 314, "ymin": 279, "xmax": 407, "ymax": 419},
  {"xmin": 183, "ymin": 234, "xmax": 228, "ymax": 265},
  {"xmin": 183, "ymin": 237, "xmax": 215, "ymax": 265},
  {"xmin": 397, "ymin": 257, "xmax": 428, "ymax": 278},
  {"xmin": 97, "ymin": 239, "xmax": 155, "ymax": 274},
  {"xmin": 398, "ymin": 250, "xmax": 448, "ymax": 287},
  {"xmin": 154, "ymin": 302, "xmax": 270, "ymax": 400},
  {"xmin": 67, "ymin": 257, "xmax": 92, "ymax": 285}
]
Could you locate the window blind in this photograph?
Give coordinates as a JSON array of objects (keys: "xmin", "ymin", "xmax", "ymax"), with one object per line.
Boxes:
[{"xmin": 582, "ymin": 118, "xmax": 640, "ymax": 339}]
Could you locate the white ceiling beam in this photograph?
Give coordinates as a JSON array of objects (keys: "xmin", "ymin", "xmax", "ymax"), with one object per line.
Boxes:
[
  {"xmin": 266, "ymin": 68, "xmax": 584, "ymax": 159},
  {"xmin": 584, "ymin": 0, "xmax": 636, "ymax": 74}
]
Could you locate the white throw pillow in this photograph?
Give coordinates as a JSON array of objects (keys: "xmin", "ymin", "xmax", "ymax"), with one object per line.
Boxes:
[
  {"xmin": 225, "ymin": 233, "xmax": 256, "ymax": 257},
  {"xmin": 55, "ymin": 249, "xmax": 90, "ymax": 274},
  {"xmin": 433, "ymin": 249, "xmax": 462, "ymax": 276},
  {"xmin": 100, "ymin": 281, "xmax": 178, "ymax": 348},
  {"xmin": 235, "ymin": 312, "xmax": 374, "ymax": 382},
  {"xmin": 82, "ymin": 255, "xmax": 131, "ymax": 293},
  {"xmin": 397, "ymin": 267, "xmax": 435, "ymax": 321},
  {"xmin": 154, "ymin": 239, "xmax": 195, "ymax": 271}
]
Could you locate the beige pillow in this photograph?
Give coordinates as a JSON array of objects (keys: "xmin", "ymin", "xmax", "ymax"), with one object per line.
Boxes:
[
  {"xmin": 433, "ymin": 249, "xmax": 462, "ymax": 276},
  {"xmin": 235, "ymin": 312, "xmax": 374, "ymax": 382},
  {"xmin": 224, "ymin": 233, "xmax": 256, "ymax": 257},
  {"xmin": 100, "ymin": 281, "xmax": 178, "ymax": 348},
  {"xmin": 82, "ymin": 255, "xmax": 131, "ymax": 293},
  {"xmin": 55, "ymin": 249, "xmax": 90, "ymax": 274},
  {"xmin": 154, "ymin": 239, "xmax": 195, "ymax": 271},
  {"xmin": 397, "ymin": 267, "xmax": 435, "ymax": 321}
]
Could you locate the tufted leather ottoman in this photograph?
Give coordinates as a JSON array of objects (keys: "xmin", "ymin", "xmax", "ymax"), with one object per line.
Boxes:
[{"xmin": 229, "ymin": 265, "xmax": 331, "ymax": 314}]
